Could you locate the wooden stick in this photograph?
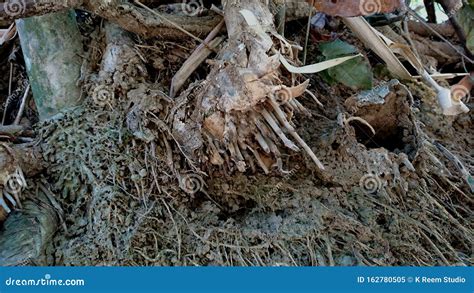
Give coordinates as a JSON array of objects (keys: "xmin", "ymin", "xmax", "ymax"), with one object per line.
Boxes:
[
  {"xmin": 407, "ymin": 9, "xmax": 473, "ymax": 64},
  {"xmin": 13, "ymin": 85, "xmax": 30, "ymax": 125},
  {"xmin": 0, "ymin": 125, "xmax": 24, "ymax": 136}
]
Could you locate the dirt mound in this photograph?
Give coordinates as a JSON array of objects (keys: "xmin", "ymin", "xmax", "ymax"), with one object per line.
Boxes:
[{"xmin": 36, "ymin": 70, "xmax": 472, "ymax": 266}]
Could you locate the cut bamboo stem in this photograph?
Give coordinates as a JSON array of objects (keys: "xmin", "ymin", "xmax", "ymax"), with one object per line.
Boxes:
[{"xmin": 16, "ymin": 10, "xmax": 84, "ymax": 120}]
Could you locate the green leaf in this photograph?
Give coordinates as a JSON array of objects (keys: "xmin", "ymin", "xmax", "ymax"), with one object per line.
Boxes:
[
  {"xmin": 329, "ymin": 57, "xmax": 373, "ymax": 89},
  {"xmin": 318, "ymin": 40, "xmax": 373, "ymax": 90},
  {"xmin": 319, "ymin": 39, "xmax": 357, "ymax": 57}
]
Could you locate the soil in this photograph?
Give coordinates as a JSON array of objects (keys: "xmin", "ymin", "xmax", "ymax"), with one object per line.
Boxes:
[{"xmin": 0, "ymin": 10, "xmax": 472, "ymax": 266}]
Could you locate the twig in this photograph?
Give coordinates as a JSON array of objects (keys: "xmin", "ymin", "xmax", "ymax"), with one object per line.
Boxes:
[
  {"xmin": 0, "ymin": 23, "xmax": 15, "ymax": 46},
  {"xmin": 433, "ymin": 141, "xmax": 474, "ymax": 193},
  {"xmin": 305, "ymin": 89, "xmax": 323, "ymax": 107},
  {"xmin": 402, "ymin": 17, "xmax": 421, "ymax": 63},
  {"xmin": 2, "ymin": 63, "xmax": 14, "ymax": 126},
  {"xmin": 8, "ymin": 63, "xmax": 13, "ymax": 96},
  {"xmin": 261, "ymin": 109, "xmax": 299, "ymax": 152},
  {"xmin": 275, "ymin": 2, "xmax": 286, "ymax": 36},
  {"xmin": 210, "ymin": 5, "xmax": 224, "ymax": 16},
  {"xmin": 436, "ymin": 0, "xmax": 473, "ymax": 60},
  {"xmin": 13, "ymin": 84, "xmax": 30, "ymax": 125},
  {"xmin": 134, "ymin": 0, "xmax": 205, "ymax": 44},
  {"xmin": 170, "ymin": 20, "xmax": 225, "ymax": 97},
  {"xmin": 268, "ymin": 99, "xmax": 325, "ymax": 170},
  {"xmin": 303, "ymin": 0, "xmax": 315, "ymax": 65},
  {"xmin": 344, "ymin": 116, "xmax": 376, "ymax": 135},
  {"xmin": 0, "ymin": 124, "xmax": 24, "ymax": 135},
  {"xmin": 160, "ymin": 198, "xmax": 182, "ymax": 261}
]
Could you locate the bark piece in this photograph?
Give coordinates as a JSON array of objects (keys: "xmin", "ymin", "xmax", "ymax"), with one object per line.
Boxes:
[
  {"xmin": 0, "ymin": 0, "xmax": 222, "ymax": 39},
  {"xmin": 309, "ymin": 0, "xmax": 404, "ymax": 17}
]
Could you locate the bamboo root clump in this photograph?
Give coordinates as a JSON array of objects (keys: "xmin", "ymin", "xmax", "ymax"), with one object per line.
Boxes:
[{"xmin": 172, "ymin": 1, "xmax": 325, "ymax": 174}]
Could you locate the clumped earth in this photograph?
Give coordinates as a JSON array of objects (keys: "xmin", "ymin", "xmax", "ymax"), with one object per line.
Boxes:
[
  {"xmin": 42, "ymin": 48, "xmax": 472, "ymax": 267},
  {"xmin": 0, "ymin": 5, "xmax": 472, "ymax": 266}
]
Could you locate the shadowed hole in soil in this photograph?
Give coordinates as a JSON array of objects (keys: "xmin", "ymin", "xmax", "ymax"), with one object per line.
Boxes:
[
  {"xmin": 345, "ymin": 87, "xmax": 419, "ymax": 156},
  {"xmin": 350, "ymin": 121, "xmax": 407, "ymax": 152}
]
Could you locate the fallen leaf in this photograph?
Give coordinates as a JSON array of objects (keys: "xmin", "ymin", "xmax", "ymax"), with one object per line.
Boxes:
[
  {"xmin": 280, "ymin": 53, "xmax": 361, "ymax": 74},
  {"xmin": 319, "ymin": 39, "xmax": 373, "ymax": 90}
]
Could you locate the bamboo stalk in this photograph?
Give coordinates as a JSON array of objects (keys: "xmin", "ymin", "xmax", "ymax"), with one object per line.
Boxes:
[{"xmin": 16, "ymin": 10, "xmax": 84, "ymax": 120}]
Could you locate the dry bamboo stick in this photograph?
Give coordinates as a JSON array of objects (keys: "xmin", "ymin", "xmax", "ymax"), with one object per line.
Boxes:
[{"xmin": 261, "ymin": 109, "xmax": 299, "ymax": 151}]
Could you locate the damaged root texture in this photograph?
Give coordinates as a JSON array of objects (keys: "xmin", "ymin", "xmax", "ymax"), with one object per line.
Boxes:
[
  {"xmin": 37, "ymin": 77, "xmax": 472, "ymax": 266},
  {"xmin": 34, "ymin": 23, "xmax": 177, "ymax": 264},
  {"xmin": 0, "ymin": 189, "xmax": 58, "ymax": 266},
  {"xmin": 6, "ymin": 2, "xmax": 471, "ymax": 267},
  {"xmin": 37, "ymin": 97, "xmax": 176, "ymax": 265},
  {"xmin": 172, "ymin": 0, "xmax": 324, "ymax": 175}
]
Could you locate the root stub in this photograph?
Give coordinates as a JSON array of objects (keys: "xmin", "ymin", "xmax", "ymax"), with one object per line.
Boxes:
[{"xmin": 172, "ymin": 0, "xmax": 324, "ymax": 174}]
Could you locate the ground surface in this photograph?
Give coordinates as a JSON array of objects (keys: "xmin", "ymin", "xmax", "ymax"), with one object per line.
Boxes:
[{"xmin": 0, "ymin": 10, "xmax": 472, "ymax": 266}]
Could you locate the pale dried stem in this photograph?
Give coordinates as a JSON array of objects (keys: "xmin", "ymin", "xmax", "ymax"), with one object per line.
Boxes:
[
  {"xmin": 268, "ymin": 99, "xmax": 324, "ymax": 170},
  {"xmin": 255, "ymin": 133, "xmax": 270, "ymax": 153},
  {"xmin": 305, "ymin": 89, "xmax": 323, "ymax": 108},
  {"xmin": 261, "ymin": 109, "xmax": 299, "ymax": 152},
  {"xmin": 248, "ymin": 146, "xmax": 269, "ymax": 174}
]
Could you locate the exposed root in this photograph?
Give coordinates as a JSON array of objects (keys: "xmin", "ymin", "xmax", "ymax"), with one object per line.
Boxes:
[
  {"xmin": 172, "ymin": 0, "xmax": 324, "ymax": 174},
  {"xmin": 0, "ymin": 143, "xmax": 27, "ymax": 222},
  {"xmin": 1, "ymin": 0, "xmax": 470, "ymax": 268}
]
